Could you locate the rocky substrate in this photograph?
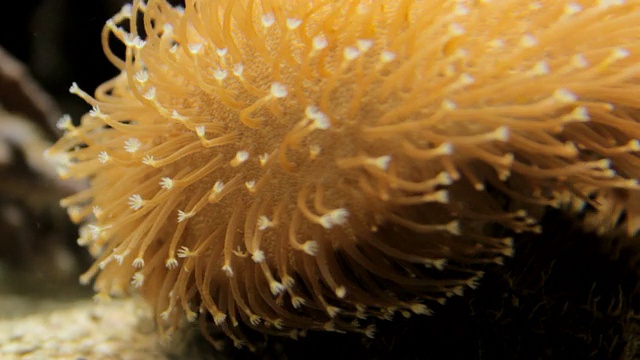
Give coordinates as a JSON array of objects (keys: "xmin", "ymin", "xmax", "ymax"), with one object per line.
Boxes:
[{"xmin": 0, "ymin": 297, "xmax": 167, "ymax": 360}]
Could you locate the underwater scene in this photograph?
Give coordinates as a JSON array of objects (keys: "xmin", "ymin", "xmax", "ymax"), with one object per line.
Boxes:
[{"xmin": 1, "ymin": 1, "xmax": 640, "ymax": 359}]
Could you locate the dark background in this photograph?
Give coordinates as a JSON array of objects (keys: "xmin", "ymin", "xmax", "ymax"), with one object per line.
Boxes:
[{"xmin": 0, "ymin": 0, "xmax": 131, "ymax": 120}]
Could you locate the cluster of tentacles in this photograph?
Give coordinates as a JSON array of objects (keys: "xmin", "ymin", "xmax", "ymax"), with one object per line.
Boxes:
[{"xmin": 46, "ymin": 0, "xmax": 640, "ymax": 348}]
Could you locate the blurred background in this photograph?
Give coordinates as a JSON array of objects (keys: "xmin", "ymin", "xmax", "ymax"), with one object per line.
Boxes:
[
  {"xmin": 2, "ymin": 0, "xmax": 128, "ymax": 119},
  {"xmin": 0, "ymin": 0, "xmax": 132, "ymax": 295},
  {"xmin": 2, "ymin": 0, "xmax": 189, "ymax": 115}
]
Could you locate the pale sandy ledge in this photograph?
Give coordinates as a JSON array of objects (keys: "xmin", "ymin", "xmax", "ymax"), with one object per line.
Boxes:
[{"xmin": 0, "ymin": 297, "xmax": 169, "ymax": 360}]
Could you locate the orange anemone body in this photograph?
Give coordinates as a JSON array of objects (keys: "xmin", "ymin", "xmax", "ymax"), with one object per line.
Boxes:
[{"xmin": 48, "ymin": 0, "xmax": 640, "ymax": 344}]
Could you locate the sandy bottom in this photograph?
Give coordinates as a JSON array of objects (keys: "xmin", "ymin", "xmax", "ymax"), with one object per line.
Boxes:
[{"xmin": 0, "ymin": 296, "xmax": 168, "ymax": 360}]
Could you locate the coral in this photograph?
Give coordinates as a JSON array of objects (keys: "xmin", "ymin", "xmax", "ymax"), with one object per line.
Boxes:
[{"xmin": 47, "ymin": 0, "xmax": 640, "ymax": 347}]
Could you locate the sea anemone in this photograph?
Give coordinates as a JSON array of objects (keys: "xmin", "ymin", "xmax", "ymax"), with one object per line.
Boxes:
[{"xmin": 47, "ymin": 0, "xmax": 640, "ymax": 346}]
